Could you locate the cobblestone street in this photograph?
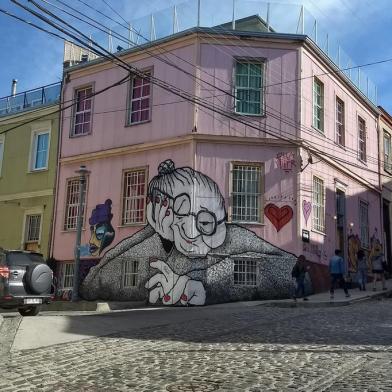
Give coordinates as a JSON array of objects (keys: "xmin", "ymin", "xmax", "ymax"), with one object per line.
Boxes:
[{"xmin": 1, "ymin": 299, "xmax": 392, "ymax": 391}]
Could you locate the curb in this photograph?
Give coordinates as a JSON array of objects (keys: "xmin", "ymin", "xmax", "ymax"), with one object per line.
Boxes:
[
  {"xmin": 41, "ymin": 300, "xmax": 147, "ymax": 312},
  {"xmin": 261, "ymin": 289, "xmax": 392, "ymax": 308}
]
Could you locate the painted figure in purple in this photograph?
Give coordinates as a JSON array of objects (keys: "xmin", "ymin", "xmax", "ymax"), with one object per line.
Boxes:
[{"xmin": 89, "ymin": 199, "xmax": 115, "ymax": 256}]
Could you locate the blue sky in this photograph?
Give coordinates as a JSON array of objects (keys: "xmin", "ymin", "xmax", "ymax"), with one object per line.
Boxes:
[{"xmin": 0, "ymin": 0, "xmax": 391, "ymax": 112}]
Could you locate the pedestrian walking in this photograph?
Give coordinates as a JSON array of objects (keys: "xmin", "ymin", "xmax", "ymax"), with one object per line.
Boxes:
[
  {"xmin": 357, "ymin": 249, "xmax": 368, "ymax": 291},
  {"xmin": 371, "ymin": 251, "xmax": 387, "ymax": 291},
  {"xmin": 329, "ymin": 249, "xmax": 350, "ymax": 300},
  {"xmin": 291, "ymin": 255, "xmax": 309, "ymax": 301}
]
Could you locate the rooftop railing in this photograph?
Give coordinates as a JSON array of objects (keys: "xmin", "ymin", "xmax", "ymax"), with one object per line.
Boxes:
[
  {"xmin": 0, "ymin": 82, "xmax": 61, "ymax": 117},
  {"xmin": 84, "ymin": 0, "xmax": 376, "ymax": 105}
]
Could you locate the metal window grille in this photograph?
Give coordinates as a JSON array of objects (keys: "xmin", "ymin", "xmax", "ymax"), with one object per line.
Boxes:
[
  {"xmin": 129, "ymin": 73, "xmax": 151, "ymax": 124},
  {"xmin": 73, "ymin": 86, "xmax": 92, "ymax": 136},
  {"xmin": 313, "ymin": 78, "xmax": 324, "ymax": 131},
  {"xmin": 312, "ymin": 176, "xmax": 325, "ymax": 232},
  {"xmin": 359, "ymin": 201, "xmax": 369, "ymax": 248},
  {"xmin": 358, "ymin": 117, "xmax": 367, "ymax": 162},
  {"xmin": 33, "ymin": 132, "xmax": 49, "ymax": 170},
  {"xmin": 122, "ymin": 169, "xmax": 146, "ymax": 225},
  {"xmin": 234, "ymin": 61, "xmax": 264, "ymax": 115},
  {"xmin": 233, "ymin": 259, "xmax": 257, "ymax": 286},
  {"xmin": 26, "ymin": 214, "xmax": 41, "ymax": 242},
  {"xmin": 232, "ymin": 164, "xmax": 262, "ymax": 223},
  {"xmin": 64, "ymin": 178, "xmax": 86, "ymax": 230},
  {"xmin": 335, "ymin": 98, "xmax": 345, "ymax": 145},
  {"xmin": 122, "ymin": 260, "xmax": 139, "ymax": 288},
  {"xmin": 62, "ymin": 263, "xmax": 75, "ymax": 290},
  {"xmin": 384, "ymin": 132, "xmax": 391, "ymax": 172}
]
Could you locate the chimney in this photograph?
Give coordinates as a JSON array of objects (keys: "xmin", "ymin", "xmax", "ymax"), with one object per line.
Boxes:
[{"xmin": 11, "ymin": 79, "xmax": 18, "ymax": 96}]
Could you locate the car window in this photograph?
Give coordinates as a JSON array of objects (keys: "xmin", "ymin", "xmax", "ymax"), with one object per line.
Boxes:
[
  {"xmin": 7, "ymin": 253, "xmax": 45, "ymax": 266},
  {"xmin": 0, "ymin": 251, "xmax": 5, "ymax": 266}
]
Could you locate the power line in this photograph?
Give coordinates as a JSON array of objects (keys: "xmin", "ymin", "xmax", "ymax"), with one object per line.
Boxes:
[
  {"xmin": 61, "ymin": 0, "xmax": 384, "ymax": 166},
  {"xmin": 8, "ymin": 0, "xmax": 386, "ymax": 187}
]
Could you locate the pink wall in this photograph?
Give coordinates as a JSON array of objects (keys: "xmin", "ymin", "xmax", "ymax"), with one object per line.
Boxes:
[
  {"xmin": 52, "ymin": 143, "xmax": 192, "ymax": 261},
  {"xmin": 197, "ymin": 43, "xmax": 300, "ymax": 139},
  {"xmin": 300, "ymin": 161, "xmax": 381, "ymax": 266},
  {"xmin": 300, "ymin": 49, "xmax": 379, "ymax": 187},
  {"xmin": 60, "ymin": 45, "xmax": 196, "ymax": 158},
  {"xmin": 196, "ymin": 142, "xmax": 299, "ymax": 256}
]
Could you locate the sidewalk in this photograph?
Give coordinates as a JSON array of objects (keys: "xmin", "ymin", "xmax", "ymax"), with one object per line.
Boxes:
[{"xmin": 263, "ymin": 279, "xmax": 392, "ymax": 308}]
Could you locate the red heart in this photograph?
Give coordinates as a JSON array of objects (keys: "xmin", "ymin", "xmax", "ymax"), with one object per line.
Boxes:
[{"xmin": 264, "ymin": 204, "xmax": 293, "ymax": 232}]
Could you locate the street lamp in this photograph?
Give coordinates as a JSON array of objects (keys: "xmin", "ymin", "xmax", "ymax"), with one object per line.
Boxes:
[{"xmin": 72, "ymin": 165, "xmax": 90, "ymax": 302}]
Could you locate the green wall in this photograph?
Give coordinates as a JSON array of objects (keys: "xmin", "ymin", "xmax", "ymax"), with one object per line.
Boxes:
[{"xmin": 0, "ymin": 106, "xmax": 59, "ymax": 258}]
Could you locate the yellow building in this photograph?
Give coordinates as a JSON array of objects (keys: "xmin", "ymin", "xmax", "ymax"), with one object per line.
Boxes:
[{"xmin": 0, "ymin": 82, "xmax": 60, "ymax": 258}]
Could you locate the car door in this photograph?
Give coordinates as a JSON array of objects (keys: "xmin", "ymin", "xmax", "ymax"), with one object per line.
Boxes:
[{"xmin": 6, "ymin": 252, "xmax": 30, "ymax": 297}]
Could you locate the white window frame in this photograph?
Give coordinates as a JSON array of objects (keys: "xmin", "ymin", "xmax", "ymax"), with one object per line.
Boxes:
[
  {"xmin": 384, "ymin": 131, "xmax": 391, "ymax": 173},
  {"xmin": 64, "ymin": 177, "xmax": 87, "ymax": 231},
  {"xmin": 358, "ymin": 116, "xmax": 367, "ymax": 162},
  {"xmin": 128, "ymin": 71, "xmax": 152, "ymax": 125},
  {"xmin": 72, "ymin": 85, "xmax": 93, "ymax": 137},
  {"xmin": 28, "ymin": 121, "xmax": 51, "ymax": 172},
  {"xmin": 122, "ymin": 260, "xmax": 139, "ymax": 288},
  {"xmin": 359, "ymin": 200, "xmax": 369, "ymax": 249},
  {"xmin": 312, "ymin": 176, "xmax": 325, "ymax": 233},
  {"xmin": 313, "ymin": 77, "xmax": 324, "ymax": 132},
  {"xmin": 233, "ymin": 59, "xmax": 265, "ymax": 116},
  {"xmin": 0, "ymin": 134, "xmax": 4, "ymax": 177},
  {"xmin": 20, "ymin": 207, "xmax": 44, "ymax": 249},
  {"xmin": 335, "ymin": 97, "xmax": 345, "ymax": 146},
  {"xmin": 25, "ymin": 214, "xmax": 42, "ymax": 243},
  {"xmin": 61, "ymin": 263, "xmax": 75, "ymax": 290},
  {"xmin": 233, "ymin": 259, "xmax": 258, "ymax": 286},
  {"xmin": 121, "ymin": 168, "xmax": 147, "ymax": 225},
  {"xmin": 230, "ymin": 162, "xmax": 264, "ymax": 224}
]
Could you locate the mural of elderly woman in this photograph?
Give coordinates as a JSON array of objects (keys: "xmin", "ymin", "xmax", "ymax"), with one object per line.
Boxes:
[{"xmin": 81, "ymin": 160, "xmax": 297, "ymax": 306}]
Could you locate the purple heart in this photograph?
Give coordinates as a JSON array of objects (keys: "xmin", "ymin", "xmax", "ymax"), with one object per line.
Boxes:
[{"xmin": 303, "ymin": 200, "xmax": 312, "ymax": 226}]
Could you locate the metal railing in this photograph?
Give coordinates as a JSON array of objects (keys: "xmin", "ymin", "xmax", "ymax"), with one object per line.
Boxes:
[
  {"xmin": 87, "ymin": 0, "xmax": 377, "ymax": 105},
  {"xmin": 0, "ymin": 82, "xmax": 61, "ymax": 117}
]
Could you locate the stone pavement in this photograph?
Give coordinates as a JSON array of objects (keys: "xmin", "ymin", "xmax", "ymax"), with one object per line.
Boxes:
[{"xmin": 1, "ymin": 297, "xmax": 392, "ymax": 391}]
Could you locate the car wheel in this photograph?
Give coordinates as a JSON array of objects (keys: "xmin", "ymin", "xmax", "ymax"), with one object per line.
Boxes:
[{"xmin": 18, "ymin": 306, "xmax": 40, "ymax": 317}]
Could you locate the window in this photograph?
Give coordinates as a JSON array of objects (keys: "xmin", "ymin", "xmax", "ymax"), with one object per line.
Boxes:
[
  {"xmin": 73, "ymin": 86, "xmax": 92, "ymax": 136},
  {"xmin": 0, "ymin": 135, "xmax": 4, "ymax": 176},
  {"xmin": 129, "ymin": 73, "xmax": 151, "ymax": 124},
  {"xmin": 358, "ymin": 116, "xmax": 367, "ymax": 162},
  {"xmin": 335, "ymin": 97, "xmax": 345, "ymax": 146},
  {"xmin": 31, "ymin": 131, "xmax": 49, "ymax": 170},
  {"xmin": 231, "ymin": 163, "xmax": 263, "ymax": 223},
  {"xmin": 384, "ymin": 131, "xmax": 391, "ymax": 172},
  {"xmin": 61, "ymin": 263, "xmax": 75, "ymax": 290},
  {"xmin": 313, "ymin": 176, "xmax": 325, "ymax": 232},
  {"xmin": 122, "ymin": 169, "xmax": 147, "ymax": 225},
  {"xmin": 122, "ymin": 260, "xmax": 139, "ymax": 288},
  {"xmin": 64, "ymin": 178, "xmax": 86, "ymax": 230},
  {"xmin": 359, "ymin": 200, "xmax": 369, "ymax": 248},
  {"xmin": 233, "ymin": 260, "xmax": 257, "ymax": 286},
  {"xmin": 313, "ymin": 78, "xmax": 324, "ymax": 131},
  {"xmin": 234, "ymin": 60, "xmax": 264, "ymax": 115},
  {"xmin": 25, "ymin": 214, "xmax": 41, "ymax": 242}
]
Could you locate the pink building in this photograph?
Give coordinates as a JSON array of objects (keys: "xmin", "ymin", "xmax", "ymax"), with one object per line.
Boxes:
[{"xmin": 52, "ymin": 16, "xmax": 381, "ymax": 304}]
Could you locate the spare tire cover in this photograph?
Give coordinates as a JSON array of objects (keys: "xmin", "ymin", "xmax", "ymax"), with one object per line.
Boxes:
[{"xmin": 26, "ymin": 264, "xmax": 52, "ymax": 294}]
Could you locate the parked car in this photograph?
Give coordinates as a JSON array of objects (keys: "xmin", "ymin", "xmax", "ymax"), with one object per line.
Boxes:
[{"xmin": 0, "ymin": 250, "xmax": 53, "ymax": 316}]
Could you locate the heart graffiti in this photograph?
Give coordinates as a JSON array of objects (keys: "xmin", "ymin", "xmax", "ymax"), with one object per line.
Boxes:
[
  {"xmin": 302, "ymin": 200, "xmax": 312, "ymax": 226},
  {"xmin": 264, "ymin": 204, "xmax": 293, "ymax": 232}
]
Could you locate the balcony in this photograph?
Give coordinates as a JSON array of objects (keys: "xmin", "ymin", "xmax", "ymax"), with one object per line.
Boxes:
[{"xmin": 0, "ymin": 82, "xmax": 61, "ymax": 117}]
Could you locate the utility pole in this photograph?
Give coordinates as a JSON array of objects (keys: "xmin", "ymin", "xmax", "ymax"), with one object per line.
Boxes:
[{"xmin": 72, "ymin": 165, "xmax": 89, "ymax": 302}]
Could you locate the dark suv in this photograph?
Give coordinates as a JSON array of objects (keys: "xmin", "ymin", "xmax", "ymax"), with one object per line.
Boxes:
[{"xmin": 0, "ymin": 250, "xmax": 53, "ymax": 316}]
